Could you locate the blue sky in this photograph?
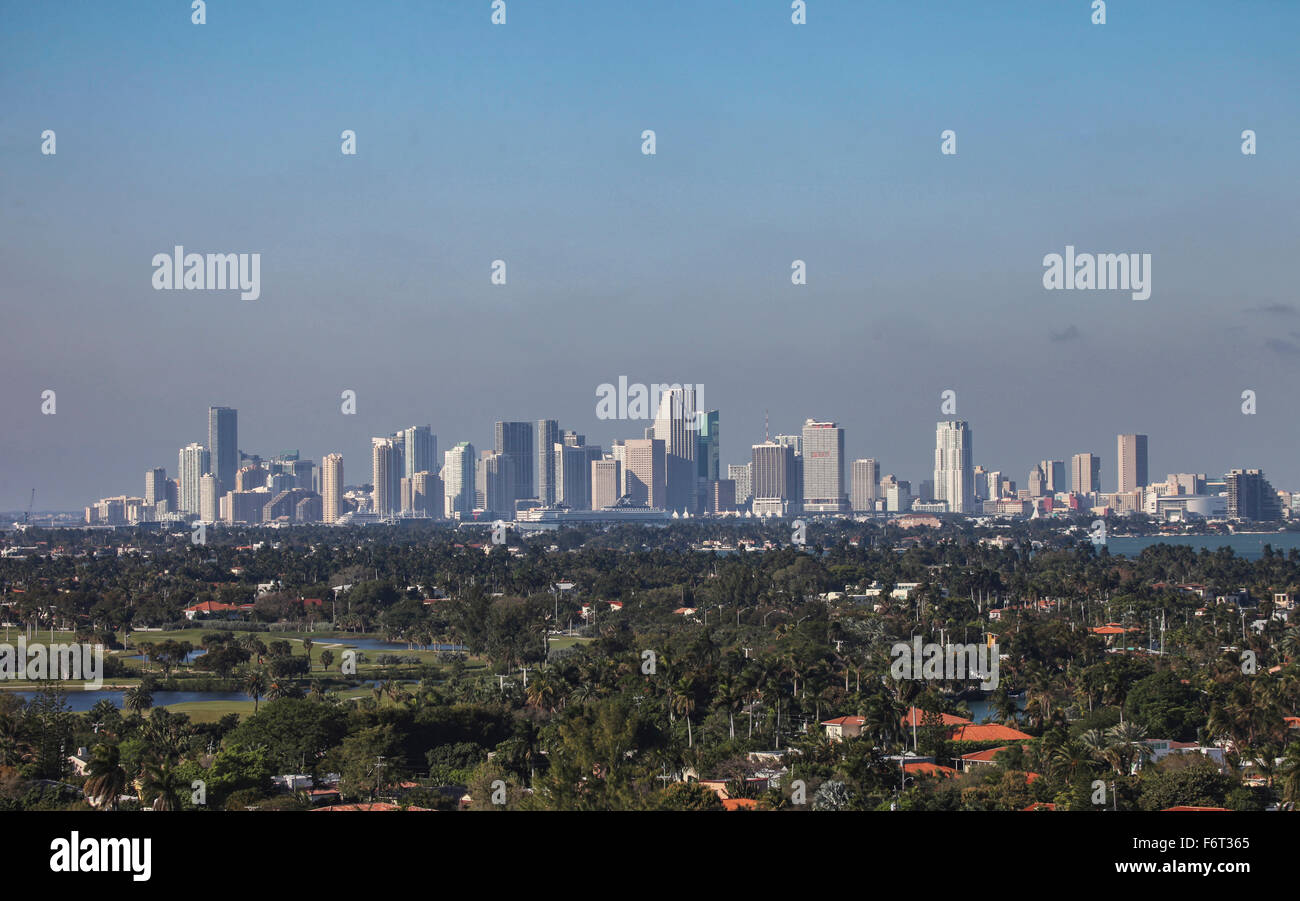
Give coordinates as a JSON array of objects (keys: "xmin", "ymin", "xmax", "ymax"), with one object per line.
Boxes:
[{"xmin": 2, "ymin": 1, "xmax": 1298, "ymax": 507}]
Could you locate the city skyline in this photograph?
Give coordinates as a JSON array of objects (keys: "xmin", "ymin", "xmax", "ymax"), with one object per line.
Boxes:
[
  {"xmin": 68, "ymin": 398, "xmax": 1298, "ymax": 526},
  {"xmin": 3, "ymin": 3, "xmax": 1298, "ymax": 509}
]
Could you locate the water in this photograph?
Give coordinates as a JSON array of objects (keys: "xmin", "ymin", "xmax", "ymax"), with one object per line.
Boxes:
[
  {"xmin": 126, "ymin": 649, "xmax": 207, "ymax": 664},
  {"xmin": 311, "ymin": 637, "xmax": 464, "ymax": 652},
  {"xmin": 10, "ymin": 689, "xmax": 248, "ymax": 712},
  {"xmin": 1105, "ymin": 532, "xmax": 1300, "ymax": 561},
  {"xmin": 964, "ymin": 695, "xmax": 1026, "ymax": 724}
]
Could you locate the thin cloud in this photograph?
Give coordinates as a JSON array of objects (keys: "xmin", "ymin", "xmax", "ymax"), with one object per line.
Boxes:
[{"xmin": 1050, "ymin": 325, "xmax": 1081, "ymax": 343}]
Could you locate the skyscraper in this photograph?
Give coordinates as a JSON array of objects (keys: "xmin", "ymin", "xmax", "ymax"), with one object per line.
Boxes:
[
  {"xmin": 1117, "ymin": 434, "xmax": 1149, "ymax": 493},
  {"xmin": 653, "ymin": 386, "xmax": 699, "ymax": 512},
  {"xmin": 751, "ymin": 441, "xmax": 798, "ymax": 517},
  {"xmin": 591, "ymin": 458, "xmax": 622, "ymax": 510},
  {"xmin": 207, "ymin": 406, "xmax": 237, "ymax": 493},
  {"xmin": 443, "ymin": 442, "xmax": 475, "ymax": 518},
  {"xmin": 199, "ymin": 473, "xmax": 220, "ymax": 523},
  {"xmin": 696, "ymin": 410, "xmax": 720, "ymax": 481},
  {"xmin": 728, "ymin": 463, "xmax": 752, "ymax": 506},
  {"xmin": 1071, "ymin": 452, "xmax": 1101, "ymax": 496},
  {"xmin": 477, "ymin": 450, "xmax": 515, "ymax": 516},
  {"xmin": 410, "ymin": 470, "xmax": 441, "ymax": 519},
  {"xmin": 1226, "ymin": 468, "xmax": 1282, "ymax": 521},
  {"xmin": 371, "ymin": 438, "xmax": 399, "ymax": 516},
  {"xmin": 801, "ymin": 419, "xmax": 847, "ymax": 513},
  {"xmin": 495, "ymin": 421, "xmax": 534, "ymax": 506},
  {"xmin": 402, "ymin": 426, "xmax": 437, "ymax": 481},
  {"xmin": 933, "ymin": 421, "xmax": 974, "ymax": 514},
  {"xmin": 851, "ymin": 458, "xmax": 879, "ymax": 512},
  {"xmin": 1040, "ymin": 460, "xmax": 1065, "ymax": 494},
  {"xmin": 178, "ymin": 443, "xmax": 210, "ymax": 515},
  {"xmin": 322, "ymin": 453, "xmax": 344, "ymax": 523},
  {"xmin": 536, "ymin": 419, "xmax": 560, "ymax": 505},
  {"xmin": 623, "ymin": 438, "xmax": 666, "ymax": 507},
  {"xmin": 145, "ymin": 468, "xmax": 167, "ymax": 506}
]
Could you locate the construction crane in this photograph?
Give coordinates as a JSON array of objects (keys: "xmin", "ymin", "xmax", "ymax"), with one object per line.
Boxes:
[{"xmin": 22, "ymin": 489, "xmax": 34, "ymax": 525}]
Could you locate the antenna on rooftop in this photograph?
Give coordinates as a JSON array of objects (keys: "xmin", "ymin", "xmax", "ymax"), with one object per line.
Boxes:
[{"xmin": 764, "ymin": 409, "xmax": 769, "ymax": 443}]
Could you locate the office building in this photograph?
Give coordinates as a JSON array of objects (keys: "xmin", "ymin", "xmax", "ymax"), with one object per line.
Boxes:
[
  {"xmin": 933, "ymin": 421, "xmax": 974, "ymax": 514},
  {"xmin": 623, "ymin": 438, "xmax": 666, "ymax": 508},
  {"xmin": 178, "ymin": 443, "xmax": 210, "ymax": 515},
  {"xmin": 801, "ymin": 419, "xmax": 847, "ymax": 513},
  {"xmin": 1071, "ymin": 453, "xmax": 1101, "ymax": 496},
  {"xmin": 321, "ymin": 453, "xmax": 344, "ymax": 523},
  {"xmin": 591, "ymin": 458, "xmax": 622, "ymax": 510},
  {"xmin": 1117, "ymin": 434, "xmax": 1149, "ymax": 493},
  {"xmin": 371, "ymin": 438, "xmax": 400, "ymax": 516},
  {"xmin": 1227, "ymin": 468, "xmax": 1282, "ymax": 521},
  {"xmin": 851, "ymin": 459, "xmax": 879, "ymax": 512},
  {"xmin": 207, "ymin": 406, "xmax": 237, "ymax": 494},
  {"xmin": 495, "ymin": 421, "xmax": 534, "ymax": 505},
  {"xmin": 536, "ymin": 419, "xmax": 560, "ymax": 505},
  {"xmin": 443, "ymin": 442, "xmax": 475, "ymax": 519}
]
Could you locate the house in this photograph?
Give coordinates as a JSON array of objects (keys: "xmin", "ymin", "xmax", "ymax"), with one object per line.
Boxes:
[
  {"xmin": 900, "ymin": 708, "xmax": 971, "ymax": 731},
  {"xmin": 183, "ymin": 601, "xmax": 249, "ymax": 620},
  {"xmin": 821, "ymin": 715, "xmax": 866, "ymax": 741},
  {"xmin": 903, "ymin": 761, "xmax": 957, "ymax": 779},
  {"xmin": 958, "ymin": 745, "xmax": 1020, "ymax": 772},
  {"xmin": 722, "ymin": 798, "xmax": 758, "ymax": 811},
  {"xmin": 948, "ymin": 723, "xmax": 1033, "ymax": 743}
]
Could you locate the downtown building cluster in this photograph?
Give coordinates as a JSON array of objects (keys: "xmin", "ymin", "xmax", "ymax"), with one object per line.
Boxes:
[{"xmin": 83, "ymin": 405, "xmax": 1294, "ymax": 528}]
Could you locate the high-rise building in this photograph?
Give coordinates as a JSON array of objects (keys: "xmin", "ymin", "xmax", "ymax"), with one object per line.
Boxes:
[
  {"xmin": 653, "ymin": 387, "xmax": 699, "ymax": 512},
  {"xmin": 554, "ymin": 442, "xmax": 600, "ymax": 511},
  {"xmin": 207, "ymin": 406, "xmax": 237, "ymax": 493},
  {"xmin": 752, "ymin": 442, "xmax": 798, "ymax": 516},
  {"xmin": 933, "ymin": 421, "xmax": 974, "ymax": 514},
  {"xmin": 477, "ymin": 450, "xmax": 515, "ymax": 516},
  {"xmin": 801, "ymin": 419, "xmax": 847, "ymax": 513},
  {"xmin": 199, "ymin": 473, "xmax": 220, "ymax": 523},
  {"xmin": 322, "ymin": 453, "xmax": 344, "ymax": 523},
  {"xmin": 402, "ymin": 426, "xmax": 437, "ymax": 481},
  {"xmin": 1226, "ymin": 468, "xmax": 1282, "ymax": 521},
  {"xmin": 1117, "ymin": 434, "xmax": 1148, "ymax": 493},
  {"xmin": 850, "ymin": 458, "xmax": 879, "ymax": 512},
  {"xmin": 495, "ymin": 421, "xmax": 534, "ymax": 504},
  {"xmin": 1028, "ymin": 465, "xmax": 1045, "ymax": 497},
  {"xmin": 985, "ymin": 470, "xmax": 1002, "ymax": 500},
  {"xmin": 1071, "ymin": 453, "xmax": 1101, "ymax": 496},
  {"xmin": 145, "ymin": 468, "xmax": 167, "ymax": 506},
  {"xmin": 1040, "ymin": 460, "xmax": 1065, "ymax": 493},
  {"xmin": 591, "ymin": 458, "xmax": 622, "ymax": 510},
  {"xmin": 536, "ymin": 419, "xmax": 560, "ymax": 505},
  {"xmin": 728, "ymin": 463, "xmax": 752, "ymax": 506},
  {"xmin": 443, "ymin": 442, "xmax": 475, "ymax": 518},
  {"xmin": 178, "ymin": 443, "xmax": 210, "ymax": 515},
  {"xmin": 371, "ymin": 438, "xmax": 400, "ymax": 516},
  {"xmin": 410, "ymin": 470, "xmax": 440, "ymax": 518},
  {"xmin": 696, "ymin": 410, "xmax": 720, "ymax": 481},
  {"xmin": 623, "ymin": 438, "xmax": 666, "ymax": 507}
]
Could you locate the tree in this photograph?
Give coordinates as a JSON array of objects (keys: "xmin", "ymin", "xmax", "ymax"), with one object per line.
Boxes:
[
  {"xmin": 319, "ymin": 649, "xmax": 335, "ymax": 672},
  {"xmin": 140, "ymin": 757, "xmax": 188, "ymax": 810},
  {"xmin": 123, "ymin": 684, "xmax": 154, "ymax": 716},
  {"xmin": 244, "ymin": 669, "xmax": 268, "ymax": 713},
  {"xmin": 83, "ymin": 743, "xmax": 128, "ymax": 810}
]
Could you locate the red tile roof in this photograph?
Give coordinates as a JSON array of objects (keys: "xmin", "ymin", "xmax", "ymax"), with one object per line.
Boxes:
[
  {"xmin": 903, "ymin": 762, "xmax": 957, "ymax": 778},
  {"xmin": 722, "ymin": 798, "xmax": 758, "ymax": 811},
  {"xmin": 948, "ymin": 723, "xmax": 1034, "ymax": 742},
  {"xmin": 900, "ymin": 707, "xmax": 972, "ymax": 729}
]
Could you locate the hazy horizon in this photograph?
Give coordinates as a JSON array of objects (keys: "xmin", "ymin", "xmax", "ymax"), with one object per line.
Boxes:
[{"xmin": 3, "ymin": 1, "xmax": 1298, "ymax": 509}]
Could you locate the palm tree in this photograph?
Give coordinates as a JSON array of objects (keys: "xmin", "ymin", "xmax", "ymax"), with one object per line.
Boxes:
[
  {"xmin": 0, "ymin": 713, "xmax": 33, "ymax": 767},
  {"xmin": 83, "ymin": 743, "xmax": 128, "ymax": 810},
  {"xmin": 140, "ymin": 757, "xmax": 187, "ymax": 811},
  {"xmin": 671, "ymin": 677, "xmax": 697, "ymax": 747},
  {"xmin": 244, "ymin": 669, "xmax": 268, "ymax": 713},
  {"xmin": 123, "ymin": 684, "xmax": 153, "ymax": 716}
]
